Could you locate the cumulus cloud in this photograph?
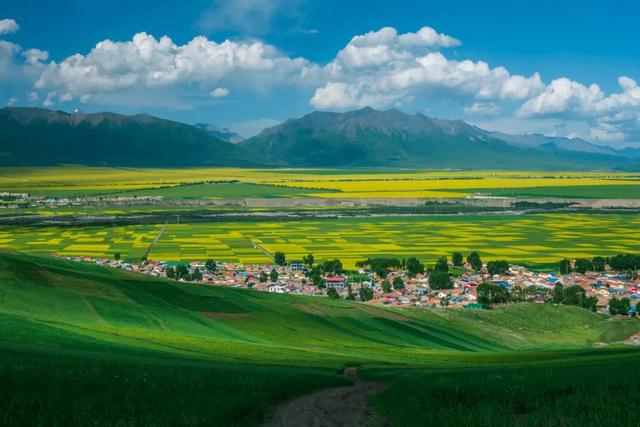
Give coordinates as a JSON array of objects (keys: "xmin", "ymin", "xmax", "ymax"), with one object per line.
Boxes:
[
  {"xmin": 210, "ymin": 87, "xmax": 229, "ymax": 97},
  {"xmin": 311, "ymin": 27, "xmax": 543, "ymax": 111},
  {"xmin": 34, "ymin": 32, "xmax": 319, "ymax": 99},
  {"xmin": 0, "ymin": 19, "xmax": 19, "ymax": 35}
]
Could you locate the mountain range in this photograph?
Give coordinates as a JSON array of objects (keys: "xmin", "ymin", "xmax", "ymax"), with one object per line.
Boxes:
[{"xmin": 0, "ymin": 106, "xmax": 636, "ymax": 170}]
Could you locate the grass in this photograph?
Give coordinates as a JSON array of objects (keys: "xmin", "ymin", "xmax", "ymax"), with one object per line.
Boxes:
[
  {"xmin": 110, "ymin": 182, "xmax": 332, "ymax": 199},
  {"xmin": 454, "ymin": 184, "xmax": 640, "ymax": 199},
  {"xmin": 364, "ymin": 349, "xmax": 640, "ymax": 426},
  {"xmin": 0, "ymin": 251, "xmax": 638, "ymax": 426},
  {"xmin": 2, "ymin": 213, "xmax": 639, "ymax": 268}
]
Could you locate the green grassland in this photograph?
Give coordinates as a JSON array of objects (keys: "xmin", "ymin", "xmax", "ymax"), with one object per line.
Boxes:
[
  {"xmin": 2, "ymin": 213, "xmax": 639, "ymax": 268},
  {"xmin": 1, "ymin": 251, "xmax": 639, "ymax": 425}
]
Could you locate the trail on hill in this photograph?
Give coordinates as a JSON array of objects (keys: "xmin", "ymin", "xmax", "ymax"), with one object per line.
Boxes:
[{"xmin": 262, "ymin": 367, "xmax": 389, "ymax": 427}]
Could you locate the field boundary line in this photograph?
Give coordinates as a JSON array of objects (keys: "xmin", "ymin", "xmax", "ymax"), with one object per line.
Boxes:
[{"xmin": 144, "ymin": 221, "xmax": 168, "ymax": 260}]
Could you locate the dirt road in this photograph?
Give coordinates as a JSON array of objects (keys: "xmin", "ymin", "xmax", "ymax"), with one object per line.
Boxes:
[{"xmin": 262, "ymin": 367, "xmax": 389, "ymax": 427}]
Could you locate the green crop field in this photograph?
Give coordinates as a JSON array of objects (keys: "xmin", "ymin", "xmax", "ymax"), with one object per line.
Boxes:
[
  {"xmin": 2, "ymin": 213, "xmax": 639, "ymax": 268},
  {"xmin": 1, "ymin": 252, "xmax": 639, "ymax": 426}
]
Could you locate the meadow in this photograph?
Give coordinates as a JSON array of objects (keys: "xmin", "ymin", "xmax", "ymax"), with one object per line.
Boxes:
[
  {"xmin": 2, "ymin": 213, "xmax": 639, "ymax": 268},
  {"xmin": 1, "ymin": 252, "xmax": 639, "ymax": 426},
  {"xmin": 2, "ymin": 165, "xmax": 640, "ymax": 199}
]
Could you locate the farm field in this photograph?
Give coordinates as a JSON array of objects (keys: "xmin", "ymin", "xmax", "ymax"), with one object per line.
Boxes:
[
  {"xmin": 2, "ymin": 165, "xmax": 640, "ymax": 199},
  {"xmin": 1, "ymin": 252, "xmax": 639, "ymax": 426},
  {"xmin": 1, "ymin": 213, "xmax": 639, "ymax": 268}
]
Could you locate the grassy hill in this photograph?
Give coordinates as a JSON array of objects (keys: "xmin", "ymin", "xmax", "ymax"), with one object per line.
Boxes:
[{"xmin": 1, "ymin": 251, "xmax": 639, "ymax": 425}]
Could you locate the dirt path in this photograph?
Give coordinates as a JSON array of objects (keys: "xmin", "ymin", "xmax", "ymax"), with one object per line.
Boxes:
[{"xmin": 262, "ymin": 367, "xmax": 389, "ymax": 427}]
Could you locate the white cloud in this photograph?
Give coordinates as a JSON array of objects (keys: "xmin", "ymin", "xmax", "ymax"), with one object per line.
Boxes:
[
  {"xmin": 464, "ymin": 102, "xmax": 501, "ymax": 116},
  {"xmin": 210, "ymin": 87, "xmax": 229, "ymax": 97},
  {"xmin": 23, "ymin": 48, "xmax": 49, "ymax": 65},
  {"xmin": 198, "ymin": 0, "xmax": 304, "ymax": 35},
  {"xmin": 34, "ymin": 32, "xmax": 319, "ymax": 99},
  {"xmin": 0, "ymin": 19, "xmax": 19, "ymax": 35},
  {"xmin": 6, "ymin": 96, "xmax": 17, "ymax": 106}
]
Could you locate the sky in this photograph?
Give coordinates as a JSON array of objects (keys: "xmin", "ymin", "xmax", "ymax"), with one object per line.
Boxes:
[{"xmin": 1, "ymin": 0, "xmax": 640, "ymax": 145}]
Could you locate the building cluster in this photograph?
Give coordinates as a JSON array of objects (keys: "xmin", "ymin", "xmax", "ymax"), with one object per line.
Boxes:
[
  {"xmin": 0, "ymin": 195, "xmax": 164, "ymax": 209},
  {"xmin": 61, "ymin": 255, "xmax": 640, "ymax": 315}
]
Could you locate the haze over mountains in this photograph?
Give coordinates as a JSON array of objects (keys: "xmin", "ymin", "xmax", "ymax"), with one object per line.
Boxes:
[{"xmin": 0, "ymin": 106, "xmax": 636, "ymax": 169}]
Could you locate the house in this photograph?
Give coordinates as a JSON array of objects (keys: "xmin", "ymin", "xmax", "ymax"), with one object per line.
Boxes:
[{"xmin": 325, "ymin": 276, "xmax": 347, "ymax": 287}]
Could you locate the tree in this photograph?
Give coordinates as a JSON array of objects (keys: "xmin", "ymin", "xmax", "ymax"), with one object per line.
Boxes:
[
  {"xmin": 326, "ymin": 287, "xmax": 340, "ymax": 300},
  {"xmin": 477, "ymin": 281, "xmax": 510, "ymax": 308},
  {"xmin": 405, "ymin": 257, "xmax": 424, "ymax": 277},
  {"xmin": 559, "ymin": 258, "xmax": 572, "ymax": 275},
  {"xmin": 429, "ymin": 271, "xmax": 452, "ymax": 290},
  {"xmin": 165, "ymin": 266, "xmax": 175, "ymax": 279},
  {"xmin": 609, "ymin": 297, "xmax": 631, "ymax": 316},
  {"xmin": 302, "ymin": 253, "xmax": 314, "ymax": 267},
  {"xmin": 259, "ymin": 271, "xmax": 268, "ymax": 283},
  {"xmin": 269, "ymin": 268, "xmax": 279, "ymax": 283},
  {"xmin": 574, "ymin": 258, "xmax": 592, "ymax": 274},
  {"xmin": 345, "ymin": 285, "xmax": 355, "ymax": 301},
  {"xmin": 359, "ymin": 285, "xmax": 374, "ymax": 302},
  {"xmin": 392, "ymin": 276, "xmax": 405, "ymax": 290},
  {"xmin": 452, "ymin": 252, "xmax": 463, "ymax": 267},
  {"xmin": 114, "ymin": 252, "xmax": 121, "ymax": 261},
  {"xmin": 434, "ymin": 256, "xmax": 449, "ymax": 272},
  {"xmin": 274, "ymin": 252, "xmax": 286, "ymax": 266},
  {"xmin": 205, "ymin": 259, "xmax": 217, "ymax": 271},
  {"xmin": 321, "ymin": 259, "xmax": 343, "ymax": 275},
  {"xmin": 487, "ymin": 260, "xmax": 510, "ymax": 276},
  {"xmin": 563, "ymin": 285, "xmax": 585, "ymax": 306},
  {"xmin": 175, "ymin": 264, "xmax": 189, "ymax": 280},
  {"xmin": 312, "ymin": 272, "xmax": 325, "ymax": 289},
  {"xmin": 592, "ymin": 256, "xmax": 606, "ymax": 272},
  {"xmin": 467, "ymin": 252, "xmax": 482, "ymax": 271},
  {"xmin": 381, "ymin": 279, "xmax": 391, "ymax": 293},
  {"xmin": 191, "ymin": 267, "xmax": 202, "ymax": 281},
  {"xmin": 553, "ymin": 282, "xmax": 565, "ymax": 304}
]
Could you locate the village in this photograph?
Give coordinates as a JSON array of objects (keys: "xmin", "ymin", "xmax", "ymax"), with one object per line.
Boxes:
[{"xmin": 60, "ymin": 252, "xmax": 640, "ymax": 316}]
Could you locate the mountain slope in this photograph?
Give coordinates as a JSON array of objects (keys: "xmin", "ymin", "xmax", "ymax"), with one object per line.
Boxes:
[
  {"xmin": 194, "ymin": 123, "xmax": 244, "ymax": 143},
  {"xmin": 0, "ymin": 108, "xmax": 257, "ymax": 167},
  {"xmin": 242, "ymin": 108, "xmax": 633, "ymax": 169}
]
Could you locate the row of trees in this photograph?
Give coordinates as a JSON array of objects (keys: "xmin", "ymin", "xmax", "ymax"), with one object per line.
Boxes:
[
  {"xmin": 560, "ymin": 253, "xmax": 640, "ymax": 275},
  {"xmin": 552, "ymin": 283, "xmax": 598, "ymax": 311}
]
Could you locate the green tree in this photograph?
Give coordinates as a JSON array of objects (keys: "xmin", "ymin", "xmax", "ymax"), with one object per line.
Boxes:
[
  {"xmin": 592, "ymin": 256, "xmax": 606, "ymax": 272},
  {"xmin": 452, "ymin": 252, "xmax": 463, "ymax": 267},
  {"xmin": 269, "ymin": 268, "xmax": 279, "ymax": 283},
  {"xmin": 175, "ymin": 264, "xmax": 189, "ymax": 280},
  {"xmin": 434, "ymin": 256, "xmax": 449, "ymax": 272},
  {"xmin": 326, "ymin": 287, "xmax": 340, "ymax": 300},
  {"xmin": 359, "ymin": 285, "xmax": 374, "ymax": 302},
  {"xmin": 191, "ymin": 267, "xmax": 202, "ymax": 281},
  {"xmin": 165, "ymin": 266, "xmax": 175, "ymax": 279},
  {"xmin": 429, "ymin": 271, "xmax": 452, "ymax": 290},
  {"xmin": 345, "ymin": 285, "xmax": 355, "ymax": 301},
  {"xmin": 405, "ymin": 257, "xmax": 424, "ymax": 277},
  {"xmin": 321, "ymin": 259, "xmax": 343, "ymax": 275},
  {"xmin": 392, "ymin": 276, "xmax": 405, "ymax": 290},
  {"xmin": 467, "ymin": 252, "xmax": 482, "ymax": 271},
  {"xmin": 381, "ymin": 279, "xmax": 391, "ymax": 293},
  {"xmin": 312, "ymin": 272, "xmax": 325, "ymax": 289},
  {"xmin": 609, "ymin": 297, "xmax": 631, "ymax": 316},
  {"xmin": 477, "ymin": 281, "xmax": 510, "ymax": 307},
  {"xmin": 302, "ymin": 253, "xmax": 314, "ymax": 267},
  {"xmin": 553, "ymin": 282, "xmax": 565, "ymax": 304},
  {"xmin": 114, "ymin": 252, "xmax": 121, "ymax": 261},
  {"xmin": 563, "ymin": 285, "xmax": 586, "ymax": 306},
  {"xmin": 259, "ymin": 271, "xmax": 268, "ymax": 283},
  {"xmin": 486, "ymin": 260, "xmax": 510, "ymax": 276},
  {"xmin": 559, "ymin": 258, "xmax": 572, "ymax": 275},
  {"xmin": 574, "ymin": 258, "xmax": 592, "ymax": 274},
  {"xmin": 274, "ymin": 252, "xmax": 286, "ymax": 266},
  {"xmin": 205, "ymin": 259, "xmax": 217, "ymax": 271}
]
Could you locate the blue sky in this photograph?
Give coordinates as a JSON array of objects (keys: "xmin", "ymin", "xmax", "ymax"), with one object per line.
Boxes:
[{"xmin": 1, "ymin": 0, "xmax": 640, "ymax": 144}]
